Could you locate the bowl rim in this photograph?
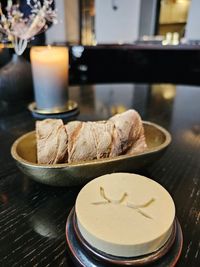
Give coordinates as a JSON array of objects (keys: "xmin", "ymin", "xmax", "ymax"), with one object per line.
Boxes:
[{"xmin": 11, "ymin": 121, "xmax": 171, "ymax": 169}]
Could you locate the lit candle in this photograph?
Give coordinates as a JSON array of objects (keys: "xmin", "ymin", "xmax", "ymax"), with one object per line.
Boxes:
[{"xmin": 30, "ymin": 46, "xmax": 69, "ymax": 110}]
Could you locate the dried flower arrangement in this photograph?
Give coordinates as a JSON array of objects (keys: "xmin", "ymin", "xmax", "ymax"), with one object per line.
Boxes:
[{"xmin": 0, "ymin": 0, "xmax": 57, "ymax": 55}]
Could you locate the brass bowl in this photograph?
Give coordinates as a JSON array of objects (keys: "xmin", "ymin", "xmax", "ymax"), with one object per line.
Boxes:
[{"xmin": 11, "ymin": 121, "xmax": 171, "ymax": 187}]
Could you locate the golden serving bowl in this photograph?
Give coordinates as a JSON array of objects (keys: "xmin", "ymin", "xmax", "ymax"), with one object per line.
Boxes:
[{"xmin": 11, "ymin": 121, "xmax": 171, "ymax": 187}]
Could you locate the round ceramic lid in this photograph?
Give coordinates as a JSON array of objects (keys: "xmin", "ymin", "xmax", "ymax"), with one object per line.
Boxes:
[{"xmin": 75, "ymin": 173, "xmax": 175, "ymax": 257}]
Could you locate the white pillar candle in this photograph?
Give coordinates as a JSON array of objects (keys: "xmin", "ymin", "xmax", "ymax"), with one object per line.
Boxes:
[{"xmin": 30, "ymin": 46, "xmax": 69, "ymax": 110}]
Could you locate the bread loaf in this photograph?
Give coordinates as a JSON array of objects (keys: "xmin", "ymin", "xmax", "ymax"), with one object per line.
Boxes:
[{"xmin": 36, "ymin": 109, "xmax": 147, "ymax": 164}]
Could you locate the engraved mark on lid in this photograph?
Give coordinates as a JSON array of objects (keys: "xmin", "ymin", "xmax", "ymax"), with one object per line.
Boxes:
[{"xmin": 92, "ymin": 187, "xmax": 155, "ymax": 219}]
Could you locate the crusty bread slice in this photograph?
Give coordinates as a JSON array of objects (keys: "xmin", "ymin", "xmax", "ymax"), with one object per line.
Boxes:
[{"xmin": 36, "ymin": 119, "xmax": 68, "ymax": 164}]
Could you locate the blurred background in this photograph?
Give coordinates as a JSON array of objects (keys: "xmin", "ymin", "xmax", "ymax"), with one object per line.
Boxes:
[
  {"xmin": 44, "ymin": 0, "xmax": 198, "ymax": 46},
  {"xmin": 1, "ymin": 0, "xmax": 200, "ymax": 104}
]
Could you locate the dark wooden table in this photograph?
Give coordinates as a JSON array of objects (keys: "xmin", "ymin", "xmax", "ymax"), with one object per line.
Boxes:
[{"xmin": 0, "ymin": 82, "xmax": 199, "ymax": 267}]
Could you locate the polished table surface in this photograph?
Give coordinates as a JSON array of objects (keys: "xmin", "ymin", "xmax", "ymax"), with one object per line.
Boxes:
[{"xmin": 0, "ymin": 82, "xmax": 200, "ymax": 267}]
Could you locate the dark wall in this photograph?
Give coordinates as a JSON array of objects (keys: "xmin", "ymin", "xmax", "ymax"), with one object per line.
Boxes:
[{"xmin": 69, "ymin": 45, "xmax": 200, "ymax": 85}]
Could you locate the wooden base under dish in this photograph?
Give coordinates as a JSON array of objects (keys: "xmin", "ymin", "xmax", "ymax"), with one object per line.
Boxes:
[{"xmin": 65, "ymin": 208, "xmax": 183, "ymax": 267}]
